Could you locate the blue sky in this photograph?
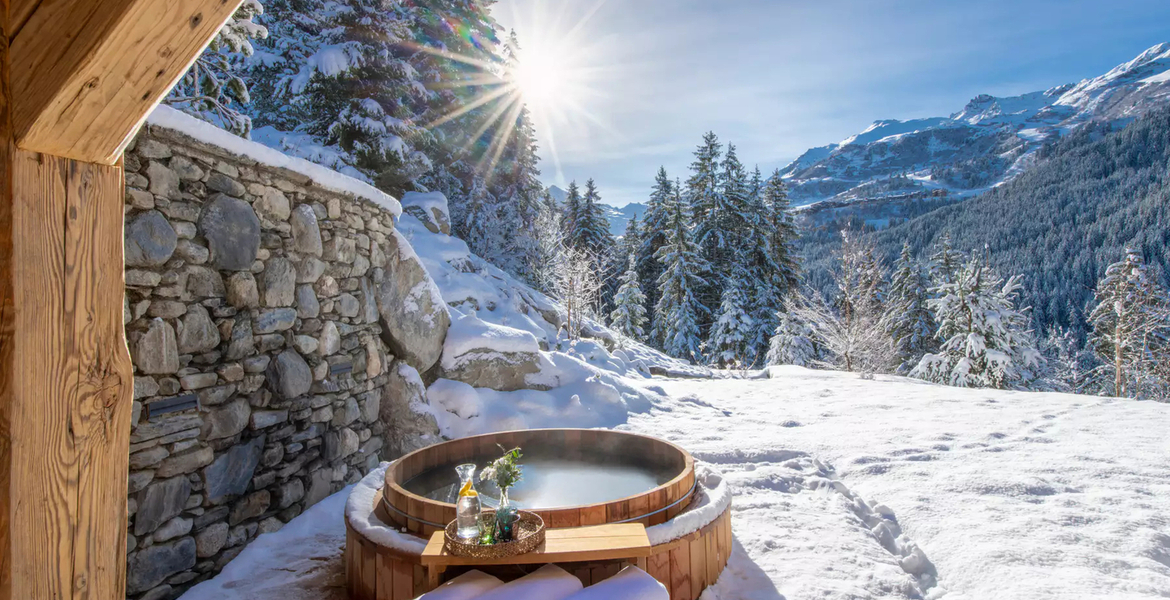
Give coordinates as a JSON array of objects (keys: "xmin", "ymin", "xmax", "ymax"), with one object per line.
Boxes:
[{"xmin": 493, "ymin": 0, "xmax": 1170, "ymax": 206}]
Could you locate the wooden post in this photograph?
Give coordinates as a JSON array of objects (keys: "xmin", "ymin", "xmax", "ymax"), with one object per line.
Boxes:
[{"xmin": 0, "ymin": 0, "xmax": 242, "ymax": 597}]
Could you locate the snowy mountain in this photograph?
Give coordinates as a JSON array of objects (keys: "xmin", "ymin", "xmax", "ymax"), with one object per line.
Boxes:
[
  {"xmin": 546, "ymin": 185, "xmax": 647, "ymax": 236},
  {"xmin": 782, "ymin": 43, "xmax": 1170, "ymax": 206}
]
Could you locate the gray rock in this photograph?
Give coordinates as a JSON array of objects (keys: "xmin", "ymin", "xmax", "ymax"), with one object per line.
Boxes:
[
  {"xmin": 135, "ymin": 376, "xmax": 160, "ymax": 400},
  {"xmin": 254, "ymin": 187, "xmax": 290, "ymax": 222},
  {"xmin": 202, "ymin": 434, "xmax": 266, "ymax": 503},
  {"xmin": 258, "ymin": 517, "xmax": 284, "ymax": 534},
  {"xmin": 324, "ymin": 427, "xmax": 359, "ymax": 461},
  {"xmin": 203, "ymin": 398, "xmax": 251, "ymax": 440},
  {"xmin": 250, "ymin": 409, "xmax": 288, "ymax": 430},
  {"xmin": 180, "ymin": 372, "xmax": 217, "ymax": 391},
  {"xmin": 333, "ymin": 397, "xmax": 362, "ymax": 428},
  {"xmin": 336, "ymin": 293, "xmax": 360, "ymax": 318},
  {"xmin": 440, "ymin": 349, "xmax": 542, "ymax": 392},
  {"xmin": 135, "ymin": 476, "xmax": 191, "ymax": 536},
  {"xmin": 296, "ymin": 257, "xmax": 326, "ymax": 284},
  {"xmin": 290, "ymin": 204, "xmax": 323, "ymax": 256},
  {"xmin": 153, "ymin": 517, "xmax": 193, "ymax": 542},
  {"xmin": 228, "ymin": 490, "xmax": 270, "ymax": 525},
  {"xmin": 317, "ymin": 321, "xmax": 340, "ymax": 356},
  {"xmin": 147, "ymin": 300, "xmax": 187, "ymax": 319},
  {"xmin": 360, "ymin": 277, "xmax": 378, "ymax": 324},
  {"xmin": 226, "ymin": 272, "xmax": 260, "ymax": 308},
  {"xmin": 381, "ymin": 361, "xmax": 439, "ymax": 458},
  {"xmin": 130, "ymin": 414, "xmax": 203, "ymax": 444},
  {"xmin": 324, "ymin": 236, "xmax": 357, "ymax": 264},
  {"xmin": 126, "ymin": 537, "xmax": 196, "ymax": 594},
  {"xmin": 360, "ymin": 391, "xmax": 380, "ymax": 424},
  {"xmin": 225, "ymin": 318, "xmax": 255, "ymax": 361},
  {"xmin": 261, "ymin": 257, "xmax": 296, "ymax": 307},
  {"xmin": 127, "ymin": 188, "xmax": 155, "ymax": 210},
  {"xmin": 206, "ymin": 171, "xmax": 246, "ymax": 197},
  {"xmin": 169, "ymin": 155, "xmax": 205, "ymax": 181},
  {"xmin": 146, "ymin": 161, "xmax": 181, "ymax": 200},
  {"xmin": 129, "ymin": 446, "xmax": 169, "ymax": 470},
  {"xmin": 154, "ymin": 446, "xmax": 215, "ymax": 478},
  {"xmin": 377, "ymin": 232, "xmax": 450, "ymax": 372},
  {"xmin": 365, "ymin": 338, "xmax": 383, "ymax": 378},
  {"xmin": 126, "ymin": 270, "xmax": 162, "ymax": 287},
  {"xmin": 195, "ymin": 522, "xmax": 229, "ymax": 558},
  {"xmin": 125, "ymin": 210, "xmax": 177, "ymax": 268},
  {"xmin": 186, "ymin": 266, "xmax": 224, "ymax": 297},
  {"xmin": 135, "ymin": 319, "xmax": 180, "ymax": 375},
  {"xmin": 254, "ymin": 308, "xmax": 297, "ymax": 334},
  {"xmin": 302, "ymin": 469, "xmax": 334, "ymax": 508},
  {"xmin": 296, "ymin": 285, "xmax": 320, "ymax": 319},
  {"xmin": 178, "ymin": 305, "xmax": 220, "ymax": 354},
  {"xmin": 400, "ymin": 191, "xmax": 451, "ymax": 235},
  {"xmin": 199, "ymin": 194, "xmax": 261, "ymax": 271},
  {"xmin": 267, "ymin": 350, "xmax": 311, "ymax": 399},
  {"xmin": 176, "ymin": 239, "xmax": 210, "ymax": 264},
  {"xmin": 274, "ymin": 478, "xmax": 305, "ymax": 509},
  {"xmin": 292, "ymin": 335, "xmax": 318, "ymax": 355},
  {"xmin": 137, "ymin": 139, "xmax": 173, "ymax": 159}
]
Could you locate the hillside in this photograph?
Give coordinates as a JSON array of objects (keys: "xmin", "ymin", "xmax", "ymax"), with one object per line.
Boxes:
[
  {"xmin": 798, "ymin": 103, "xmax": 1170, "ymax": 332},
  {"xmin": 781, "ymin": 44, "xmax": 1170, "ymax": 208},
  {"xmin": 183, "ymin": 367, "xmax": 1170, "ymax": 600}
]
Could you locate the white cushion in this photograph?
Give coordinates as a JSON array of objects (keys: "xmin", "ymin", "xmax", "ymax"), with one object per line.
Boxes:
[
  {"xmin": 471, "ymin": 564, "xmax": 583, "ymax": 600},
  {"xmin": 562, "ymin": 566, "xmax": 668, "ymax": 600},
  {"xmin": 417, "ymin": 570, "xmax": 503, "ymax": 600}
]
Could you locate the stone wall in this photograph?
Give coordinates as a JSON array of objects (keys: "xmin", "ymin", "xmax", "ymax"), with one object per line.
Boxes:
[{"xmin": 121, "ymin": 115, "xmax": 447, "ymax": 600}]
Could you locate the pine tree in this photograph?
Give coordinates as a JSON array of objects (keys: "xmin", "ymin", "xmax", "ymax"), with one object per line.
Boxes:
[
  {"xmin": 1087, "ymin": 250, "xmax": 1170, "ymax": 399},
  {"xmin": 747, "ymin": 170, "xmax": 800, "ymax": 361},
  {"xmin": 168, "ymin": 0, "xmax": 267, "ymax": 136},
  {"xmin": 685, "ymin": 132, "xmax": 722, "ymax": 226},
  {"xmin": 766, "ymin": 298, "xmax": 819, "ymax": 367},
  {"xmin": 638, "ymin": 168, "xmax": 674, "ymax": 331},
  {"xmin": 707, "ymin": 261, "xmax": 754, "ymax": 367},
  {"xmin": 697, "ymin": 142, "xmax": 750, "ymax": 277},
  {"xmin": 610, "ymin": 254, "xmax": 649, "ymax": 340},
  {"xmin": 886, "ymin": 242, "xmax": 937, "ymax": 373},
  {"xmin": 563, "ymin": 181, "xmax": 583, "ymax": 244},
  {"xmin": 912, "ymin": 257, "xmax": 1044, "ymax": 389},
  {"xmin": 249, "ymin": 0, "xmax": 432, "ymax": 195},
  {"xmin": 929, "ymin": 232, "xmax": 964, "ymax": 288},
  {"xmin": 654, "ymin": 185, "xmax": 710, "ymax": 362},
  {"xmin": 530, "ymin": 191, "xmax": 564, "ymax": 295},
  {"xmin": 574, "ymin": 179, "xmax": 613, "ymax": 257},
  {"xmin": 464, "ymin": 176, "xmax": 506, "ymax": 264}
]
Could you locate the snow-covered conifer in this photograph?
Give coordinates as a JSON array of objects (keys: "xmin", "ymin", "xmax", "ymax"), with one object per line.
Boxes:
[
  {"xmin": 168, "ymin": 0, "xmax": 268, "ymax": 136},
  {"xmin": 638, "ymin": 168, "xmax": 674, "ymax": 328},
  {"xmin": 1087, "ymin": 250, "xmax": 1170, "ymax": 399},
  {"xmin": 766, "ymin": 298, "xmax": 819, "ymax": 367},
  {"xmin": 654, "ymin": 184, "xmax": 710, "ymax": 362},
  {"xmin": 610, "ymin": 254, "xmax": 649, "ymax": 340},
  {"xmin": 886, "ymin": 242, "xmax": 937, "ymax": 373},
  {"xmin": 929, "ymin": 232, "xmax": 964, "ymax": 288},
  {"xmin": 912, "ymin": 257, "xmax": 1044, "ymax": 389},
  {"xmin": 707, "ymin": 262, "xmax": 755, "ymax": 367}
]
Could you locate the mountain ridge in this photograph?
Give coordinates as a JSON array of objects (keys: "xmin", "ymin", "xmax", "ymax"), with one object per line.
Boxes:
[{"xmin": 781, "ymin": 44, "xmax": 1170, "ymax": 207}]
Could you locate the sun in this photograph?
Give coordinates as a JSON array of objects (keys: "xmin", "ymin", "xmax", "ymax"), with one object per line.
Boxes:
[{"xmin": 512, "ymin": 53, "xmax": 566, "ymax": 110}]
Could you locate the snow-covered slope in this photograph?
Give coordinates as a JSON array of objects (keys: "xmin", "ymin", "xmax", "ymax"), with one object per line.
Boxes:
[
  {"xmin": 546, "ymin": 185, "xmax": 647, "ymax": 236},
  {"xmin": 180, "ymin": 366, "xmax": 1170, "ymax": 600},
  {"xmin": 396, "ymin": 199, "xmax": 707, "ymax": 437},
  {"xmin": 782, "ymin": 43, "xmax": 1170, "ymax": 206}
]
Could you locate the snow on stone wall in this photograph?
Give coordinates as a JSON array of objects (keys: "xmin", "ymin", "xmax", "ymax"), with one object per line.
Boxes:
[{"xmin": 122, "ymin": 109, "xmax": 446, "ymax": 600}]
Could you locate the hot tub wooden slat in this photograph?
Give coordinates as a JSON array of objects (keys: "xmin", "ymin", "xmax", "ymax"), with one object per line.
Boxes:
[
  {"xmin": 689, "ymin": 532, "xmax": 706, "ymax": 592},
  {"xmin": 375, "ymin": 552, "xmax": 393, "ymax": 600},
  {"xmin": 579, "ymin": 504, "xmax": 607, "ymax": 526},
  {"xmin": 669, "ymin": 541, "xmax": 692, "ymax": 600}
]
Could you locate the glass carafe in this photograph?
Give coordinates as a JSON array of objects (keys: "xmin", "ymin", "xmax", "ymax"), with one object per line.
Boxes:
[{"xmin": 455, "ymin": 463, "xmax": 481, "ymax": 540}]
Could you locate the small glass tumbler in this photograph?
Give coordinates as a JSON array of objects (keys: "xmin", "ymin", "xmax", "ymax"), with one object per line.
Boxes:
[{"xmin": 477, "ymin": 513, "xmax": 496, "ymax": 545}]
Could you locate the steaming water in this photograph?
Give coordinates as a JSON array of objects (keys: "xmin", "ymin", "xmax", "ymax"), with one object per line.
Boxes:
[{"xmin": 404, "ymin": 458, "xmax": 676, "ymax": 509}]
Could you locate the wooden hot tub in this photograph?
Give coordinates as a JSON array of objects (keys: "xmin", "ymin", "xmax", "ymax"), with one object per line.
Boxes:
[{"xmin": 346, "ymin": 429, "xmax": 731, "ymax": 600}]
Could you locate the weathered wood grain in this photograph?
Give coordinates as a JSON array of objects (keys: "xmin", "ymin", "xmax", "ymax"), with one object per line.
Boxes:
[{"xmin": 9, "ymin": 0, "xmax": 243, "ymax": 164}]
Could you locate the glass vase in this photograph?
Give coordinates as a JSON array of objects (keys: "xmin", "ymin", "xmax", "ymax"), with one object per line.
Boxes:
[{"xmin": 454, "ymin": 463, "xmax": 480, "ymax": 540}]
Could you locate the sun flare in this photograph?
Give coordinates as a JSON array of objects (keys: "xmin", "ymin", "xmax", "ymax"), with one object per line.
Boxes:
[{"xmin": 512, "ymin": 53, "xmax": 566, "ymax": 110}]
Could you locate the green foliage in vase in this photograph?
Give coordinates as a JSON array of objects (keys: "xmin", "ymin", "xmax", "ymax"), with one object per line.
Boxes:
[{"xmin": 480, "ymin": 446, "xmax": 523, "ymax": 494}]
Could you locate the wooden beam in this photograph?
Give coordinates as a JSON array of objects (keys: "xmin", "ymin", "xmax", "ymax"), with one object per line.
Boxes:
[
  {"xmin": 2, "ymin": 0, "xmax": 228, "ymax": 596},
  {"xmin": 8, "ymin": 0, "xmax": 242, "ymax": 165}
]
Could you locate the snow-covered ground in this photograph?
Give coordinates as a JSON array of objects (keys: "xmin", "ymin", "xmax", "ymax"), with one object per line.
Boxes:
[{"xmin": 181, "ymin": 367, "xmax": 1170, "ymax": 600}]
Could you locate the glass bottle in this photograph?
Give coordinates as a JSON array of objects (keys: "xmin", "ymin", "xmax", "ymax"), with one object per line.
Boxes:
[{"xmin": 455, "ymin": 464, "xmax": 481, "ymax": 540}]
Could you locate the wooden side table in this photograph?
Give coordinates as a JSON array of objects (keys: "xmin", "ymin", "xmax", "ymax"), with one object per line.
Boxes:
[{"xmin": 419, "ymin": 523, "xmax": 652, "ymax": 590}]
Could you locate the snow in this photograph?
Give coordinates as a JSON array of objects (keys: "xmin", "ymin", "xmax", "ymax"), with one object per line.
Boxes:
[
  {"xmin": 147, "ymin": 105, "xmax": 402, "ymax": 218},
  {"xmin": 635, "ymin": 368, "xmax": 1170, "ymax": 599},
  {"xmin": 440, "ymin": 310, "xmax": 542, "ymax": 368},
  {"xmin": 180, "ymin": 365, "xmax": 1170, "ymax": 600},
  {"xmin": 345, "ymin": 463, "xmax": 428, "ymax": 555},
  {"xmin": 563, "ymin": 566, "xmax": 668, "ymax": 600}
]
